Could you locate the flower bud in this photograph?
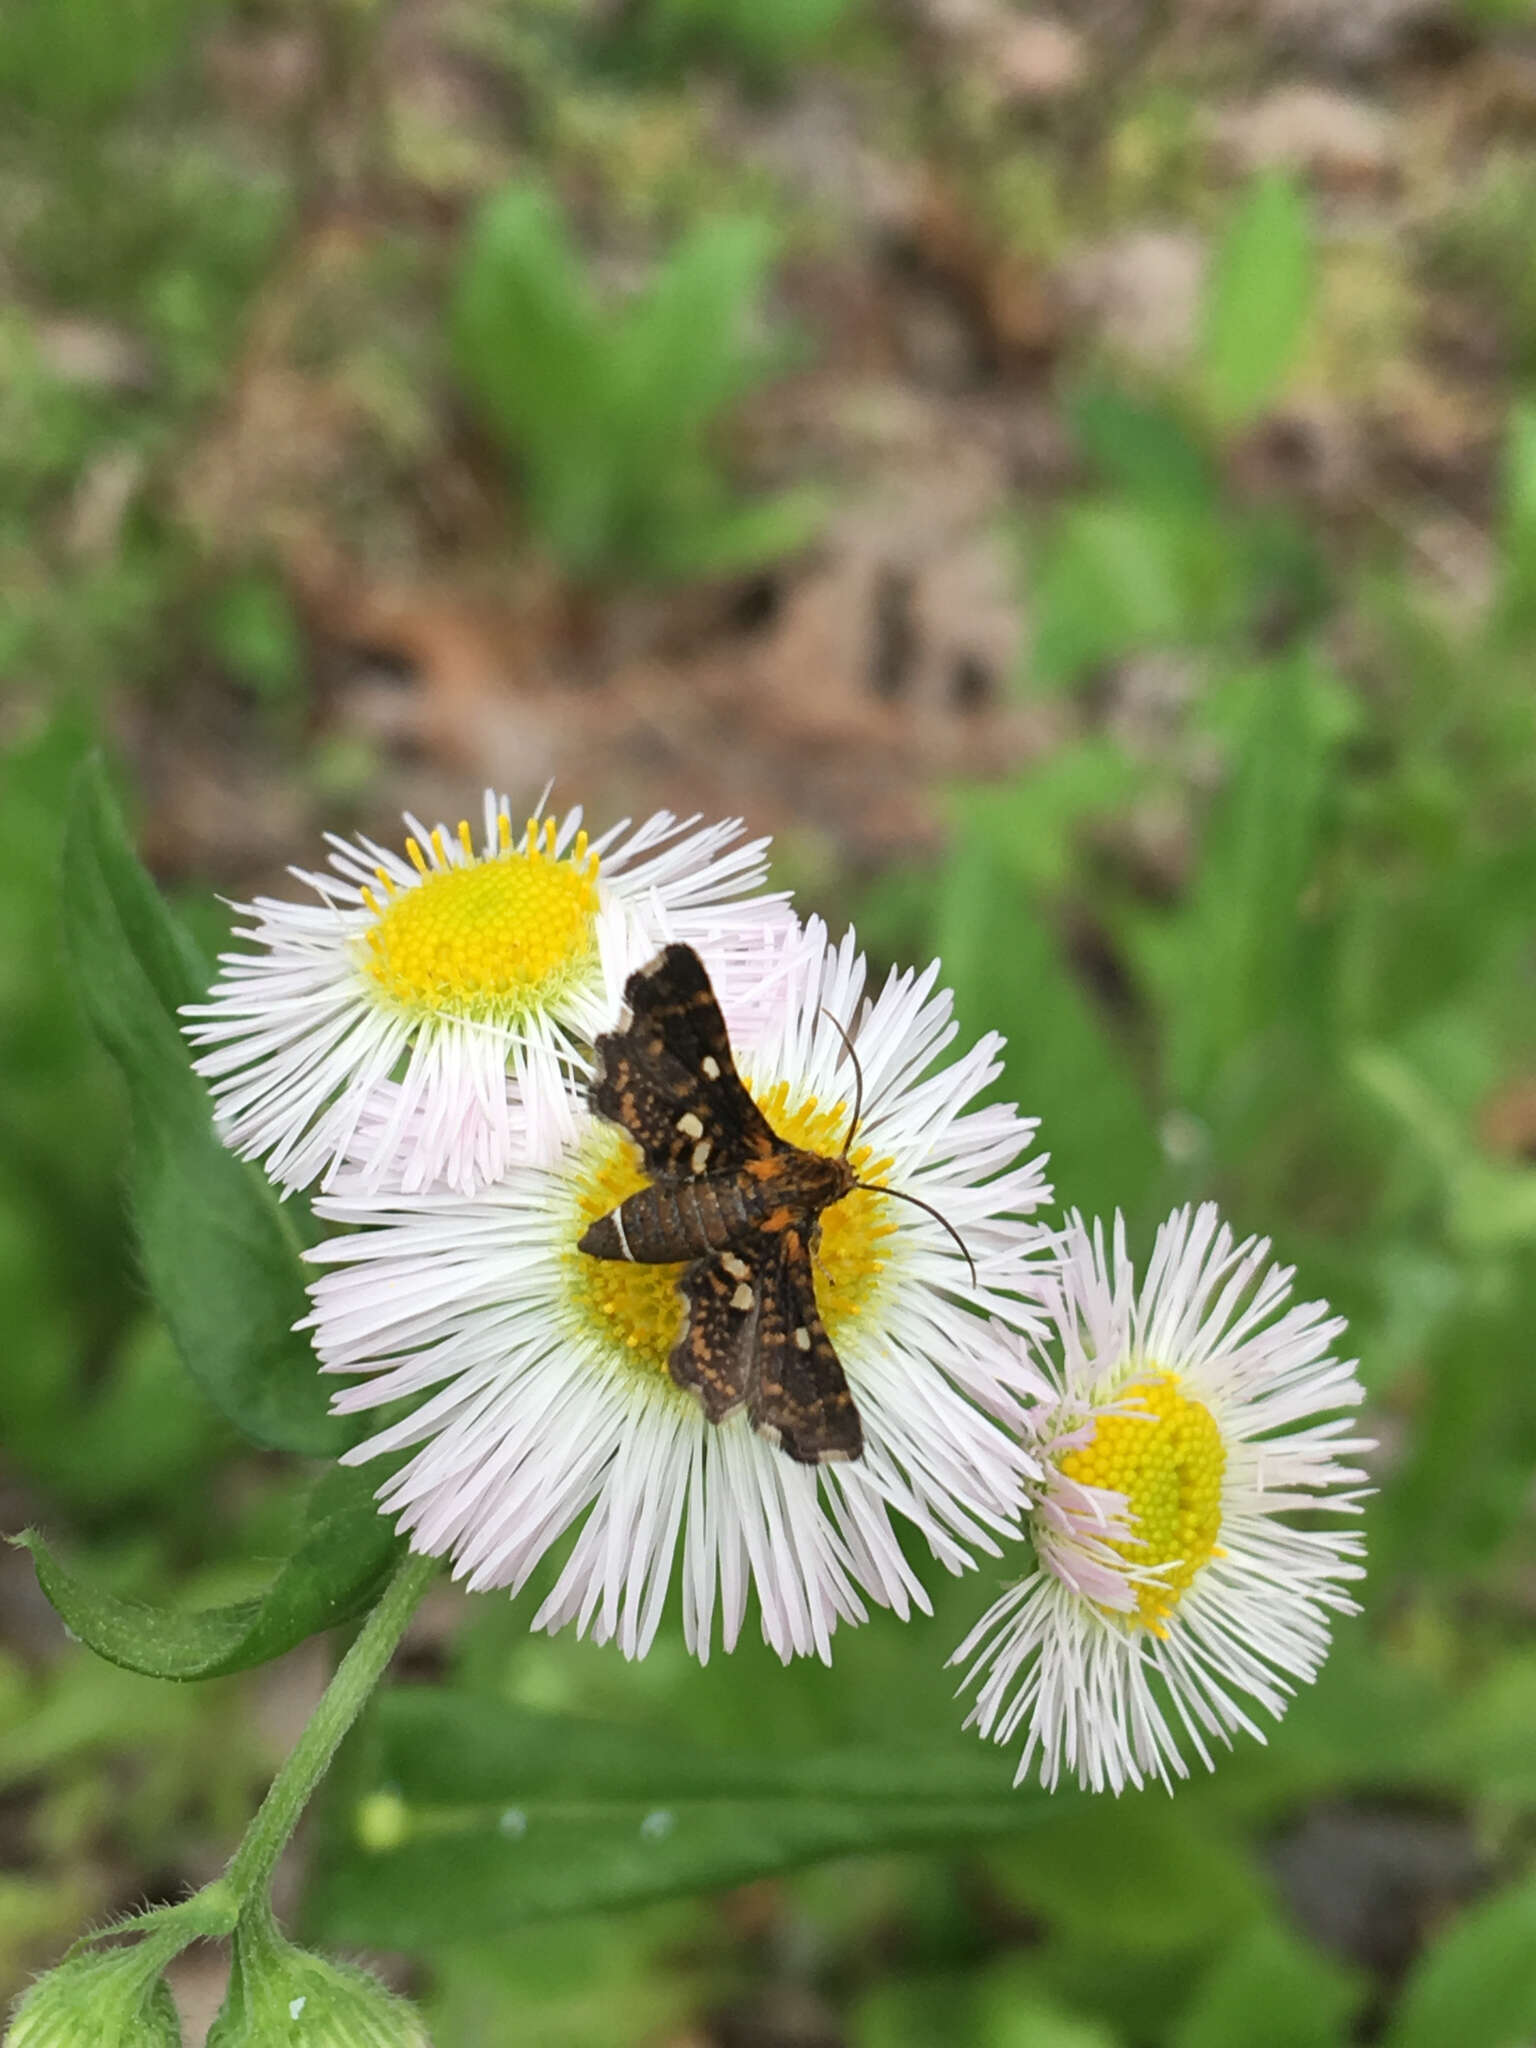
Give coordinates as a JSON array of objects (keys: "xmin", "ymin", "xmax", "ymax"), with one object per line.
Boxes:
[
  {"xmin": 6, "ymin": 1945, "xmax": 182, "ymax": 2047},
  {"xmin": 207, "ymin": 1908, "xmax": 429, "ymax": 2048}
]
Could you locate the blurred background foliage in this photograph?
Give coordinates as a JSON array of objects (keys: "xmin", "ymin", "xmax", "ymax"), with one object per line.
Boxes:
[{"xmin": 3, "ymin": 0, "xmax": 1536, "ymax": 2041}]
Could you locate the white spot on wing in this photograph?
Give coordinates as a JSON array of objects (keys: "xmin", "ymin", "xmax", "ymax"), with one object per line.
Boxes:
[
  {"xmin": 677, "ymin": 1111, "xmax": 704, "ymax": 1139},
  {"xmin": 690, "ymin": 1138, "xmax": 712, "ymax": 1173},
  {"xmin": 731, "ymin": 1283, "xmax": 754, "ymax": 1312},
  {"xmin": 702, "ymin": 1055, "xmax": 721, "ymax": 1079},
  {"xmin": 793, "ymin": 1326, "xmax": 812, "ymax": 1351}
]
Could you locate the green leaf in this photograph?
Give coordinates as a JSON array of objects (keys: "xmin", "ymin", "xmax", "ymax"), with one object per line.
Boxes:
[
  {"xmin": 427, "ymin": 1918, "xmax": 699, "ymax": 2048},
  {"xmin": 60, "ymin": 759, "xmax": 349, "ymax": 1455},
  {"xmin": 1201, "ymin": 174, "xmax": 1314, "ymax": 424},
  {"xmin": 1156, "ymin": 659, "xmax": 1337, "ymax": 1107},
  {"xmin": 851, "ymin": 1974, "xmax": 975, "ymax": 2048},
  {"xmin": 453, "ymin": 181, "xmax": 611, "ymax": 573},
  {"xmin": 6, "ymin": 1315, "xmax": 228, "ymax": 1515},
  {"xmin": 453, "ymin": 178, "xmax": 815, "ymax": 582},
  {"xmin": 1498, "ymin": 399, "xmax": 1536, "ymax": 630},
  {"xmin": 205, "ymin": 571, "xmax": 304, "ymax": 702},
  {"xmin": 1385, "ymin": 1871, "xmax": 1536, "ymax": 2048},
  {"xmin": 1422, "ymin": 1653, "xmax": 1536, "ymax": 1809},
  {"xmin": 1068, "ymin": 386, "xmax": 1216, "ymax": 512},
  {"xmin": 1378, "ymin": 1262, "xmax": 1536, "ymax": 1575},
  {"xmin": 618, "ymin": 215, "xmax": 780, "ymax": 445},
  {"xmin": 0, "ymin": 722, "xmax": 231, "ymax": 1512},
  {"xmin": 66, "ymin": 759, "xmax": 209, "ymax": 1032},
  {"xmin": 975, "ymin": 1976, "xmax": 1122, "ymax": 2048},
  {"xmin": 990, "ymin": 1797, "xmax": 1263, "ymax": 1958},
  {"xmin": 1030, "ymin": 501, "xmax": 1190, "ymax": 688},
  {"xmin": 15, "ymin": 1467, "xmax": 399, "ymax": 1681},
  {"xmin": 0, "ymin": 1644, "xmax": 206, "ymax": 1787},
  {"xmin": 631, "ymin": 0, "xmax": 849, "ymax": 78},
  {"xmin": 0, "ymin": 0, "xmax": 205, "ymax": 123},
  {"xmin": 649, "ymin": 483, "xmax": 828, "ymax": 581},
  {"xmin": 307, "ymin": 1689, "xmax": 1068, "ymax": 1945},
  {"xmin": 854, "ymin": 1963, "xmax": 1124, "ymax": 2048},
  {"xmin": 937, "ymin": 812, "xmax": 1163, "ymax": 1224},
  {"xmin": 956, "ymin": 741, "xmax": 1142, "ymax": 896},
  {"xmin": 1171, "ymin": 1921, "xmax": 1362, "ymax": 2048},
  {"xmin": 1351, "ymin": 1044, "xmax": 1536, "ymax": 1252}
]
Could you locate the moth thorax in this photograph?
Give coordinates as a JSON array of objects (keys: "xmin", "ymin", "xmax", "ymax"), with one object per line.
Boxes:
[{"xmin": 782, "ymin": 1147, "xmax": 857, "ymax": 1212}]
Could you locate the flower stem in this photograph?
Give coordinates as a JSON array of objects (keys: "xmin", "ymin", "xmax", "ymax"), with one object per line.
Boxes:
[{"xmin": 224, "ymin": 1549, "xmax": 437, "ymax": 1907}]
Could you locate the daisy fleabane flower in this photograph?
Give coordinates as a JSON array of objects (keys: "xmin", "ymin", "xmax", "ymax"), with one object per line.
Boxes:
[
  {"xmin": 182, "ymin": 791, "xmax": 788, "ymax": 1196},
  {"xmin": 952, "ymin": 1205, "xmax": 1371, "ymax": 1794},
  {"xmin": 302, "ymin": 917, "xmax": 1053, "ymax": 1665}
]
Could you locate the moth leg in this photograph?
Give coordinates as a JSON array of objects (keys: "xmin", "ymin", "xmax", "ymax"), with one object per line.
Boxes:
[
  {"xmin": 749, "ymin": 1231, "xmax": 864, "ymax": 1465},
  {"xmin": 668, "ymin": 1253, "xmax": 760, "ymax": 1424}
]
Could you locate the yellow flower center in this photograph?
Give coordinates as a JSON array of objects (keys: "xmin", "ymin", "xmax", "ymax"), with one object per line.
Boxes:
[
  {"xmin": 1056, "ymin": 1372, "xmax": 1226, "ymax": 1633},
  {"xmin": 359, "ymin": 815, "xmax": 600, "ymax": 1023},
  {"xmin": 564, "ymin": 1078, "xmax": 898, "ymax": 1385}
]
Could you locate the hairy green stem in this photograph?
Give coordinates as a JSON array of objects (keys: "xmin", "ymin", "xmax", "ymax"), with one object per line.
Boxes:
[{"xmin": 223, "ymin": 1549, "xmax": 437, "ymax": 1906}]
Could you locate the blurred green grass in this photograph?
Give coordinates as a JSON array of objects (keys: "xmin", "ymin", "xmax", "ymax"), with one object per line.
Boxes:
[{"xmin": 5, "ymin": 0, "xmax": 1536, "ymax": 2042}]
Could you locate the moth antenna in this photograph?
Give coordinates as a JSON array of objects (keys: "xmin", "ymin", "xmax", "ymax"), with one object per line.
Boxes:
[
  {"xmin": 856, "ymin": 1182, "xmax": 977, "ymax": 1290},
  {"xmin": 818, "ymin": 1007, "xmax": 865, "ymax": 1156}
]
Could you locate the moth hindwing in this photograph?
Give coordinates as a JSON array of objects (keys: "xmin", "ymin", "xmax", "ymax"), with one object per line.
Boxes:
[{"xmin": 579, "ymin": 944, "xmax": 864, "ymax": 1464}]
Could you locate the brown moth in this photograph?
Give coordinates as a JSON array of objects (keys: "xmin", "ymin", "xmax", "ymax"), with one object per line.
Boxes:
[{"xmin": 578, "ymin": 944, "xmax": 971, "ymax": 1465}]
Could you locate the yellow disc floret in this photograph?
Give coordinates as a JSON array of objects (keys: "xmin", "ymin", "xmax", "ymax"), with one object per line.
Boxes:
[
  {"xmin": 360, "ymin": 815, "xmax": 600, "ymax": 1023},
  {"xmin": 563, "ymin": 1077, "xmax": 897, "ymax": 1385},
  {"xmin": 1057, "ymin": 1372, "xmax": 1226, "ymax": 1632}
]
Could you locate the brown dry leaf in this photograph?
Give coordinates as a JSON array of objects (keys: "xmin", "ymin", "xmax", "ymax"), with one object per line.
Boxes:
[
  {"xmin": 294, "ymin": 469, "xmax": 1043, "ymax": 867},
  {"xmin": 176, "ymin": 361, "xmax": 362, "ymax": 557},
  {"xmin": 1457, "ymin": 46, "xmax": 1536, "ymax": 136},
  {"xmin": 1180, "ymin": 0, "xmax": 1459, "ymax": 67},
  {"xmin": 62, "ymin": 446, "xmax": 146, "ymax": 563},
  {"xmin": 589, "ymin": 476, "xmax": 1045, "ymax": 862},
  {"xmin": 36, "ymin": 317, "xmax": 155, "ymax": 395},
  {"xmin": 910, "ymin": 176, "xmax": 1063, "ymax": 365},
  {"xmin": 993, "ymin": 18, "xmax": 1091, "ymax": 104},
  {"xmin": 1370, "ymin": 357, "xmax": 1498, "ymax": 488},
  {"xmin": 1062, "ymin": 229, "xmax": 1206, "ymax": 371},
  {"xmin": 1226, "ymin": 402, "xmax": 1367, "ymax": 513},
  {"xmin": 203, "ymin": 19, "xmax": 321, "ymax": 124},
  {"xmin": 1209, "ymin": 85, "xmax": 1399, "ymax": 192},
  {"xmin": 287, "ymin": 539, "xmax": 574, "ymax": 777}
]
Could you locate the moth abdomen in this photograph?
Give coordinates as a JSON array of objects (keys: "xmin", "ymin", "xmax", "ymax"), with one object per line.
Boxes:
[{"xmin": 580, "ymin": 1177, "xmax": 749, "ymax": 1263}]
